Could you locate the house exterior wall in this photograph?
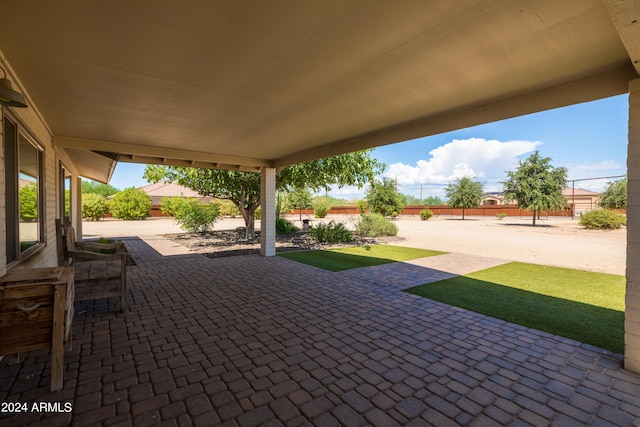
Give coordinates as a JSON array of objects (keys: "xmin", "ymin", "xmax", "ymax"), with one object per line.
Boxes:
[{"xmin": 0, "ymin": 59, "xmax": 84, "ymax": 274}]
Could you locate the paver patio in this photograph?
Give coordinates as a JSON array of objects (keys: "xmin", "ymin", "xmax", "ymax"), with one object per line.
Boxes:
[{"xmin": 1, "ymin": 235, "xmax": 640, "ymax": 426}]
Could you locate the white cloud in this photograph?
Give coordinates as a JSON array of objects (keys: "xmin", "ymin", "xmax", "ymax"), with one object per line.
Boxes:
[
  {"xmin": 566, "ymin": 160, "xmax": 625, "ymax": 180},
  {"xmin": 384, "ymin": 138, "xmax": 541, "ymax": 186}
]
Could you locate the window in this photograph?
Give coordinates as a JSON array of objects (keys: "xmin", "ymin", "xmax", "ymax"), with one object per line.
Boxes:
[{"xmin": 4, "ymin": 114, "xmax": 45, "ymax": 263}]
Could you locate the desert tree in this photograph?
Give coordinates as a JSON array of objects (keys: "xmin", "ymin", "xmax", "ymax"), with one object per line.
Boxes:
[
  {"xmin": 144, "ymin": 150, "xmax": 384, "ymax": 240},
  {"xmin": 445, "ymin": 177, "xmax": 483, "ymax": 220},
  {"xmin": 598, "ymin": 178, "xmax": 627, "ymax": 209},
  {"xmin": 501, "ymin": 151, "xmax": 568, "ymax": 226}
]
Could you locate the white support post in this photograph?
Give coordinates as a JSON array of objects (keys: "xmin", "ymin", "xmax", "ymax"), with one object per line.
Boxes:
[
  {"xmin": 627, "ymin": 78, "xmax": 640, "ymax": 373},
  {"xmin": 260, "ymin": 167, "xmax": 276, "ymax": 257}
]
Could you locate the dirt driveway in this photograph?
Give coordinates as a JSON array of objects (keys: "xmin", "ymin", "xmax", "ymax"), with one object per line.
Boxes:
[{"xmin": 82, "ymin": 214, "xmax": 626, "ymax": 275}]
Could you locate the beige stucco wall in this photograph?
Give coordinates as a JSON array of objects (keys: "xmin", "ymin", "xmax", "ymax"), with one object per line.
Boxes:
[{"xmin": 627, "ymin": 78, "xmax": 640, "ymax": 372}]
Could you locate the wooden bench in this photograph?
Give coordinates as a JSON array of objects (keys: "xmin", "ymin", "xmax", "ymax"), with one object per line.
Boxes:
[{"xmin": 55, "ymin": 219, "xmax": 127, "ymax": 312}]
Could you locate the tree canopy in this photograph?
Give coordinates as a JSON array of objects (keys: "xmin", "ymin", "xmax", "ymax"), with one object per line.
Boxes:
[
  {"xmin": 598, "ymin": 178, "xmax": 626, "ymax": 209},
  {"xmin": 366, "ymin": 178, "xmax": 405, "ymax": 217},
  {"xmin": 444, "ymin": 177, "xmax": 483, "ymax": 220},
  {"xmin": 82, "ymin": 180, "xmax": 120, "ymax": 197},
  {"xmin": 501, "ymin": 151, "xmax": 568, "ymax": 226},
  {"xmin": 143, "ymin": 150, "xmax": 384, "ymax": 239}
]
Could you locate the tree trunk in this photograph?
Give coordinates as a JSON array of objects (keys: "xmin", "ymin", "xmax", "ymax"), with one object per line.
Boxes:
[
  {"xmin": 532, "ymin": 210, "xmax": 537, "ymax": 226},
  {"xmin": 237, "ymin": 191, "xmax": 260, "ymax": 241}
]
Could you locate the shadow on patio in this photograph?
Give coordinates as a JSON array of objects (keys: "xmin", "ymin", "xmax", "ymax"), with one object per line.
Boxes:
[{"xmin": 1, "ymin": 235, "xmax": 640, "ymax": 426}]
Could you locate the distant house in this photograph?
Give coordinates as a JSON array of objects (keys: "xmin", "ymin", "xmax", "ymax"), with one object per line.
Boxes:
[
  {"xmin": 563, "ymin": 187, "xmax": 599, "ymax": 214},
  {"xmin": 138, "ymin": 182, "xmax": 212, "ymax": 216},
  {"xmin": 481, "ymin": 192, "xmax": 517, "ymax": 206},
  {"xmin": 481, "ymin": 188, "xmax": 600, "ymax": 213}
]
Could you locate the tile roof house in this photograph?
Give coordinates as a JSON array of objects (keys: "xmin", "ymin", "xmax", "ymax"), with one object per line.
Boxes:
[{"xmin": 137, "ymin": 182, "xmax": 212, "ymax": 216}]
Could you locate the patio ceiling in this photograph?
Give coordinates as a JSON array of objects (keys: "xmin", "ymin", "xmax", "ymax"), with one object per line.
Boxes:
[{"xmin": 1, "ymin": 0, "xmax": 638, "ymax": 183}]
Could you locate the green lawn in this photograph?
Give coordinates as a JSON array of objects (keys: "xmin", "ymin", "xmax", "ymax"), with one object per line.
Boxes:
[
  {"xmin": 406, "ymin": 262, "xmax": 625, "ymax": 353},
  {"xmin": 278, "ymin": 244, "xmax": 446, "ymax": 272}
]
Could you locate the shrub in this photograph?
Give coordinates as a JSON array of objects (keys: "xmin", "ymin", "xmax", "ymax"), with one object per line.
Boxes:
[
  {"xmin": 495, "ymin": 212, "xmax": 507, "ymax": 220},
  {"xmin": 580, "ymin": 209, "xmax": 626, "ymax": 230},
  {"xmin": 160, "ymin": 197, "xmax": 186, "ymax": 216},
  {"xmin": 310, "ymin": 221, "xmax": 353, "ymax": 243},
  {"xmin": 356, "ymin": 200, "xmax": 368, "ymax": 214},
  {"xmin": 276, "ymin": 217, "xmax": 300, "ymax": 234},
  {"xmin": 314, "ymin": 201, "xmax": 329, "ymax": 218},
  {"xmin": 218, "ymin": 199, "xmax": 240, "ymax": 217},
  {"xmin": 254, "ymin": 207, "xmax": 261, "ymax": 220},
  {"xmin": 174, "ymin": 199, "xmax": 220, "ymax": 232},
  {"xmin": 354, "ymin": 213, "xmax": 398, "ymax": 237},
  {"xmin": 82, "ymin": 193, "xmax": 109, "ymax": 221},
  {"xmin": 420, "ymin": 208, "xmax": 433, "ymax": 221},
  {"xmin": 109, "ymin": 187, "xmax": 152, "ymax": 220}
]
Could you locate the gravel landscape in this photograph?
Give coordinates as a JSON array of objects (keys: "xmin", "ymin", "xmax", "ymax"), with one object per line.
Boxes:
[{"xmin": 82, "ymin": 213, "xmax": 626, "ymax": 275}]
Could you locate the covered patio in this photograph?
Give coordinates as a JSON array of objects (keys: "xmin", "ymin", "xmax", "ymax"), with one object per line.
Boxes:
[
  {"xmin": 2, "ymin": 1, "xmax": 640, "ymax": 425},
  {"xmin": 1, "ymin": 235, "xmax": 639, "ymax": 426}
]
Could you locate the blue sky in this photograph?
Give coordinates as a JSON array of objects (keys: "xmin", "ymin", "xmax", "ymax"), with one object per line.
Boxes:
[{"xmin": 107, "ymin": 94, "xmax": 629, "ymax": 200}]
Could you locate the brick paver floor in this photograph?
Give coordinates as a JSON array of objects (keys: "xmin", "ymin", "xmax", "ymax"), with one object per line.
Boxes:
[{"xmin": 1, "ymin": 236, "xmax": 640, "ymax": 426}]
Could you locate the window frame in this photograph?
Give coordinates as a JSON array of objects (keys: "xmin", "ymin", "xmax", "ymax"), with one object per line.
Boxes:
[{"xmin": 3, "ymin": 112, "xmax": 46, "ymax": 266}]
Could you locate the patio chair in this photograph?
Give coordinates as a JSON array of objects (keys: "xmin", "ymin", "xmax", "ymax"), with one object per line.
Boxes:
[{"xmin": 55, "ymin": 219, "xmax": 127, "ymax": 312}]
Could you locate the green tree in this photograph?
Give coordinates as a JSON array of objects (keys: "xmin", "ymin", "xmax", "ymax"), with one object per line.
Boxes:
[
  {"xmin": 501, "ymin": 151, "xmax": 568, "ymax": 226},
  {"xmin": 82, "ymin": 180, "xmax": 120, "ymax": 197},
  {"xmin": 19, "ymin": 182, "xmax": 38, "ymax": 222},
  {"xmin": 445, "ymin": 177, "xmax": 483, "ymax": 220},
  {"xmin": 287, "ymin": 187, "xmax": 313, "ymax": 221},
  {"xmin": 398, "ymin": 193, "xmax": 422, "ymax": 206},
  {"xmin": 366, "ymin": 178, "xmax": 405, "ymax": 217},
  {"xmin": 143, "ymin": 150, "xmax": 384, "ymax": 240},
  {"xmin": 598, "ymin": 178, "xmax": 626, "ymax": 209},
  {"xmin": 423, "ymin": 195, "xmax": 445, "ymax": 206},
  {"xmin": 109, "ymin": 187, "xmax": 152, "ymax": 220}
]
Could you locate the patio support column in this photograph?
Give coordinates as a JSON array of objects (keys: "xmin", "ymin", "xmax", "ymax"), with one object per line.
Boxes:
[
  {"xmin": 73, "ymin": 176, "xmax": 83, "ymax": 240},
  {"xmin": 260, "ymin": 167, "xmax": 276, "ymax": 257},
  {"xmin": 627, "ymin": 77, "xmax": 640, "ymax": 373}
]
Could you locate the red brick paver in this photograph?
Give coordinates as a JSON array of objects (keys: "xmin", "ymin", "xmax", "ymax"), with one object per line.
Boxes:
[{"xmin": 1, "ymin": 235, "xmax": 639, "ymax": 426}]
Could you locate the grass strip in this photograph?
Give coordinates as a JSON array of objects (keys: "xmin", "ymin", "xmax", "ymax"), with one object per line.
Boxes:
[
  {"xmin": 406, "ymin": 262, "xmax": 625, "ymax": 353},
  {"xmin": 278, "ymin": 244, "xmax": 446, "ymax": 272}
]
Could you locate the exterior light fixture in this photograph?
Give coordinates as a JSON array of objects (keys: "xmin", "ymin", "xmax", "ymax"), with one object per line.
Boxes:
[{"xmin": 0, "ymin": 66, "xmax": 28, "ymax": 108}]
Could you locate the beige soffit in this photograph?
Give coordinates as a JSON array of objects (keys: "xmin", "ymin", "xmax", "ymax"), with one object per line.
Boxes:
[{"xmin": 0, "ymin": 0, "xmax": 637, "ymax": 178}]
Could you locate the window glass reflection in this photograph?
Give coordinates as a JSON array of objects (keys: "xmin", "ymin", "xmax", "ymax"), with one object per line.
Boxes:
[{"xmin": 18, "ymin": 134, "xmax": 40, "ymax": 253}]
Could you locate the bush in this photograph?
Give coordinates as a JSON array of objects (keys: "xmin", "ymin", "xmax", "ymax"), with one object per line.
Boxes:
[
  {"xmin": 218, "ymin": 199, "xmax": 240, "ymax": 217},
  {"xmin": 580, "ymin": 209, "xmax": 626, "ymax": 230},
  {"xmin": 276, "ymin": 217, "xmax": 300, "ymax": 234},
  {"xmin": 495, "ymin": 212, "xmax": 507, "ymax": 220},
  {"xmin": 314, "ymin": 201, "xmax": 329, "ymax": 218},
  {"xmin": 160, "ymin": 197, "xmax": 186, "ymax": 216},
  {"xmin": 355, "ymin": 213, "xmax": 398, "ymax": 237},
  {"xmin": 82, "ymin": 193, "xmax": 109, "ymax": 221},
  {"xmin": 356, "ymin": 200, "xmax": 368, "ymax": 214},
  {"xmin": 109, "ymin": 187, "xmax": 152, "ymax": 220},
  {"xmin": 310, "ymin": 221, "xmax": 353, "ymax": 243},
  {"xmin": 420, "ymin": 208, "xmax": 433, "ymax": 221},
  {"xmin": 174, "ymin": 199, "xmax": 220, "ymax": 232}
]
